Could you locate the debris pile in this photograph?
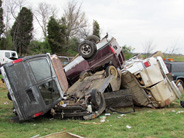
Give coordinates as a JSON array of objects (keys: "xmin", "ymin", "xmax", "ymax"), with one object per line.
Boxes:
[{"xmin": 0, "ymin": 35, "xmax": 182, "ymax": 122}]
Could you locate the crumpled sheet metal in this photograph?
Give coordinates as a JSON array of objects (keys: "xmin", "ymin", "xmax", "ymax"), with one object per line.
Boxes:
[
  {"xmin": 51, "ymin": 54, "xmax": 69, "ymax": 92},
  {"xmin": 67, "ymin": 70, "xmax": 113, "ymax": 98},
  {"xmin": 122, "ymin": 56, "xmax": 182, "ymax": 108},
  {"xmin": 121, "ymin": 71, "xmax": 151, "ymax": 107}
]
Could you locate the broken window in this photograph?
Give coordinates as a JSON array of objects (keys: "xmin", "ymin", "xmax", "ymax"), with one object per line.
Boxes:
[
  {"xmin": 29, "ymin": 58, "xmax": 51, "ymax": 82},
  {"xmin": 38, "ymin": 80, "xmax": 60, "ymax": 105}
]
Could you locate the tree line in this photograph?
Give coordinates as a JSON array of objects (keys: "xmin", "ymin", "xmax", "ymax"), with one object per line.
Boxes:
[{"xmin": 0, "ymin": 0, "xmax": 101, "ymax": 56}]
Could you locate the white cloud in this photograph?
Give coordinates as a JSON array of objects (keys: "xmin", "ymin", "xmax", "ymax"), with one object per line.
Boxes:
[{"xmin": 29, "ymin": 0, "xmax": 184, "ymax": 54}]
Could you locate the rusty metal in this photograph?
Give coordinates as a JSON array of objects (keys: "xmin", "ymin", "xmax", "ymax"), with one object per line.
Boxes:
[{"xmin": 51, "ymin": 55, "xmax": 69, "ymax": 93}]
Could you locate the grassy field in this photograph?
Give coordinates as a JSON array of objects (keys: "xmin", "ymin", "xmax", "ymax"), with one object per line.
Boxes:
[
  {"xmin": 164, "ymin": 55, "xmax": 184, "ymax": 62},
  {"xmin": 1, "ymin": 80, "xmax": 184, "ymax": 138}
]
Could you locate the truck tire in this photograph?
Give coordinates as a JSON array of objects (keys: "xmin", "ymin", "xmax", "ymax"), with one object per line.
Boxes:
[
  {"xmin": 86, "ymin": 35, "xmax": 100, "ymax": 44},
  {"xmin": 91, "ymin": 89, "xmax": 103, "ymax": 110},
  {"xmin": 78, "ymin": 40, "xmax": 97, "ymax": 59},
  {"xmin": 106, "ymin": 65, "xmax": 118, "ymax": 78},
  {"xmin": 176, "ymin": 79, "xmax": 184, "ymax": 93}
]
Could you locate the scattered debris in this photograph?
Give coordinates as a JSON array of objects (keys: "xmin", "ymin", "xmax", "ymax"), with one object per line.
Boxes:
[
  {"xmin": 80, "ymin": 122, "xmax": 101, "ymax": 125},
  {"xmin": 105, "ymin": 113, "xmax": 111, "ymax": 116},
  {"xmin": 126, "ymin": 125, "xmax": 132, "ymax": 129},
  {"xmin": 120, "ymin": 114, "xmax": 126, "ymax": 117},
  {"xmin": 176, "ymin": 111, "xmax": 184, "ymax": 114},
  {"xmin": 49, "ymin": 118, "xmax": 54, "ymax": 121},
  {"xmin": 3, "ymin": 102, "xmax": 9, "ymax": 104},
  {"xmin": 100, "ymin": 116, "xmax": 106, "ymax": 123}
]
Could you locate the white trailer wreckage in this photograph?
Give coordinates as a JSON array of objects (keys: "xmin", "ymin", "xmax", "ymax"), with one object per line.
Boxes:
[{"xmin": 121, "ymin": 56, "xmax": 182, "ymax": 108}]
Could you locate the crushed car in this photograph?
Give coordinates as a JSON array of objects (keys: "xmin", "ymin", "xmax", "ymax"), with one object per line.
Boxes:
[
  {"xmin": 121, "ymin": 56, "xmax": 182, "ymax": 108},
  {"xmin": 64, "ymin": 35, "xmax": 125, "ymax": 84},
  {"xmin": 1, "ymin": 53, "xmax": 133, "ymax": 122}
]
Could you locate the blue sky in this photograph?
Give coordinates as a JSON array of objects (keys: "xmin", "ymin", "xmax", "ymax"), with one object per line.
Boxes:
[{"xmin": 29, "ymin": 0, "xmax": 184, "ymax": 54}]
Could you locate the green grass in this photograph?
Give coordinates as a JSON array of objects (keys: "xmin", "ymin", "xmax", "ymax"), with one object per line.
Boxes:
[
  {"xmin": 164, "ymin": 55, "xmax": 184, "ymax": 62},
  {"xmin": 1, "ymin": 81, "xmax": 184, "ymax": 138}
]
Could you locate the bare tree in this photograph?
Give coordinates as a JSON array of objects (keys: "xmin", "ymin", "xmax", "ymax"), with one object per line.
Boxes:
[
  {"xmin": 62, "ymin": 1, "xmax": 89, "ymax": 48},
  {"xmin": 164, "ymin": 42, "xmax": 180, "ymax": 55},
  {"xmin": 163, "ymin": 42, "xmax": 181, "ymax": 59},
  {"xmin": 34, "ymin": 2, "xmax": 58, "ymax": 38},
  {"xmin": 3, "ymin": 0, "xmax": 28, "ymax": 32},
  {"xmin": 143, "ymin": 40, "xmax": 156, "ymax": 57}
]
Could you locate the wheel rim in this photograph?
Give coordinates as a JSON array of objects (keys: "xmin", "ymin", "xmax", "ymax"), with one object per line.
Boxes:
[
  {"xmin": 81, "ymin": 44, "xmax": 91, "ymax": 55},
  {"xmin": 177, "ymin": 81, "xmax": 184, "ymax": 92},
  {"xmin": 109, "ymin": 67, "xmax": 118, "ymax": 77}
]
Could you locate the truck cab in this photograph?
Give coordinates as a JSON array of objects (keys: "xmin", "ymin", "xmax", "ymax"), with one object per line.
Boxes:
[{"xmin": 165, "ymin": 61, "xmax": 184, "ymax": 92}]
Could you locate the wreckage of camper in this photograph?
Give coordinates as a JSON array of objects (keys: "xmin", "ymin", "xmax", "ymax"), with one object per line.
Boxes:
[{"xmin": 0, "ymin": 35, "xmax": 183, "ymax": 122}]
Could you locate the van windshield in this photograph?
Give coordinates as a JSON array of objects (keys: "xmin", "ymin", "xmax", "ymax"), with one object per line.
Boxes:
[{"xmin": 29, "ymin": 58, "xmax": 51, "ymax": 82}]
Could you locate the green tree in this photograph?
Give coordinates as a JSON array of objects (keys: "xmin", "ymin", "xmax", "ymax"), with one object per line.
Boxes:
[
  {"xmin": 29, "ymin": 39, "xmax": 51, "ymax": 55},
  {"xmin": 0, "ymin": 30, "xmax": 14, "ymax": 50},
  {"xmin": 47, "ymin": 16, "xmax": 66, "ymax": 54},
  {"xmin": 0, "ymin": 0, "xmax": 4, "ymax": 39},
  {"xmin": 122, "ymin": 45, "xmax": 134, "ymax": 60},
  {"xmin": 93, "ymin": 20, "xmax": 100, "ymax": 38},
  {"xmin": 11, "ymin": 7, "xmax": 33, "ymax": 56},
  {"xmin": 66, "ymin": 37, "xmax": 80, "ymax": 56}
]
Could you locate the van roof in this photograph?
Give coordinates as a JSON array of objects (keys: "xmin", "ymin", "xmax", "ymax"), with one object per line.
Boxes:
[
  {"xmin": 0, "ymin": 50, "xmax": 17, "ymax": 52},
  {"xmin": 165, "ymin": 61, "xmax": 184, "ymax": 65}
]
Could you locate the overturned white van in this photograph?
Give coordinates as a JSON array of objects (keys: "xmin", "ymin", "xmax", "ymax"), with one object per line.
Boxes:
[{"xmin": 0, "ymin": 50, "xmax": 18, "ymax": 67}]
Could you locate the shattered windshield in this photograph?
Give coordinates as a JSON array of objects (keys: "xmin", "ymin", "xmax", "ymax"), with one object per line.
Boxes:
[{"xmin": 29, "ymin": 58, "xmax": 51, "ymax": 82}]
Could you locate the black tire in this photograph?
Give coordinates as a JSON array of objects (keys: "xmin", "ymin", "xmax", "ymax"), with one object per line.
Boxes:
[
  {"xmin": 86, "ymin": 35, "xmax": 100, "ymax": 44},
  {"xmin": 180, "ymin": 101, "xmax": 184, "ymax": 108},
  {"xmin": 176, "ymin": 79, "xmax": 184, "ymax": 93},
  {"xmin": 7, "ymin": 92, "xmax": 12, "ymax": 101},
  {"xmin": 78, "ymin": 40, "xmax": 97, "ymax": 59},
  {"xmin": 106, "ymin": 65, "xmax": 118, "ymax": 78},
  {"xmin": 91, "ymin": 89, "xmax": 103, "ymax": 110}
]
